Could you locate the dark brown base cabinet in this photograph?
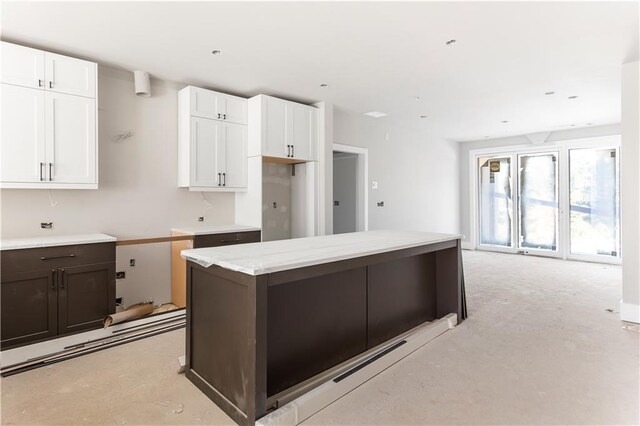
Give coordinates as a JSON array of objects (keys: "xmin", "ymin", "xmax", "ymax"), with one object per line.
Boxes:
[{"xmin": 1, "ymin": 242, "xmax": 116, "ymax": 349}]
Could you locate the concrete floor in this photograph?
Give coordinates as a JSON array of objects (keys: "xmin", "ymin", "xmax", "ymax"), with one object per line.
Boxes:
[{"xmin": 1, "ymin": 251, "xmax": 638, "ymax": 425}]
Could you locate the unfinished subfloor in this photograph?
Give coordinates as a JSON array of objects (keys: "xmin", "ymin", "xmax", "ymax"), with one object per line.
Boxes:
[{"xmin": 1, "ymin": 251, "xmax": 638, "ymax": 425}]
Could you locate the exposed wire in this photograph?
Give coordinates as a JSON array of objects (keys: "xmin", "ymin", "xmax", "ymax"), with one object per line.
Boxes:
[{"xmin": 48, "ymin": 190, "xmax": 58, "ymax": 207}]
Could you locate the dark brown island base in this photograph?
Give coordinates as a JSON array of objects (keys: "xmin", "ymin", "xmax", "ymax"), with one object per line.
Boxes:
[{"xmin": 181, "ymin": 230, "xmax": 467, "ymax": 426}]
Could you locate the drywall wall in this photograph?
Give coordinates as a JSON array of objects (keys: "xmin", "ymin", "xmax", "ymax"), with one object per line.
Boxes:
[
  {"xmin": 332, "ymin": 109, "xmax": 460, "ymax": 234},
  {"xmin": 262, "ymin": 162, "xmax": 292, "ymax": 241},
  {"xmin": 333, "ymin": 153, "xmax": 358, "ymax": 234},
  {"xmin": 621, "ymin": 61, "xmax": 640, "ymax": 323},
  {"xmin": 458, "ymin": 123, "xmax": 622, "ymax": 246},
  {"xmin": 0, "ymin": 66, "xmax": 235, "ymax": 307}
]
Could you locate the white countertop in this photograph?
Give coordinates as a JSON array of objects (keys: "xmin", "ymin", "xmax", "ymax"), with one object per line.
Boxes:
[
  {"xmin": 1, "ymin": 233, "xmax": 117, "ymax": 251},
  {"xmin": 171, "ymin": 224, "xmax": 261, "ymax": 236},
  {"xmin": 181, "ymin": 230, "xmax": 461, "ymax": 276}
]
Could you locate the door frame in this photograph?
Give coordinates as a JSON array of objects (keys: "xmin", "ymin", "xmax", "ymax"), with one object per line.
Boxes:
[
  {"xmin": 333, "ymin": 143, "xmax": 369, "ymax": 232},
  {"xmin": 469, "ymin": 135, "xmax": 621, "ymax": 264}
]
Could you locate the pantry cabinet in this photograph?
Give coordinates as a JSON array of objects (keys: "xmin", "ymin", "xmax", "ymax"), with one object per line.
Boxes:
[
  {"xmin": 0, "ymin": 42, "xmax": 98, "ymax": 189},
  {"xmin": 178, "ymin": 86, "xmax": 248, "ymax": 191},
  {"xmin": 248, "ymin": 94, "xmax": 318, "ymax": 162}
]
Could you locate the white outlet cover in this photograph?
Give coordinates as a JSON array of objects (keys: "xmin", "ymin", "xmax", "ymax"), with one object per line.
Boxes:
[{"xmin": 372, "ymin": 181, "xmax": 378, "ymax": 189}]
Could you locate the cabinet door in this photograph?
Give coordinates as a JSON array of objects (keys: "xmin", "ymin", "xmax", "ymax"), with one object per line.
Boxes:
[
  {"xmin": 44, "ymin": 52, "xmax": 96, "ymax": 98},
  {"xmin": 1, "ymin": 42, "xmax": 45, "ymax": 89},
  {"xmin": 218, "ymin": 94, "xmax": 247, "ymax": 125},
  {"xmin": 1, "ymin": 84, "xmax": 46, "ymax": 183},
  {"xmin": 221, "ymin": 122, "xmax": 247, "ymax": 188},
  {"xmin": 263, "ymin": 96, "xmax": 289, "ymax": 158},
  {"xmin": 1, "ymin": 269, "xmax": 57, "ymax": 349},
  {"xmin": 45, "ymin": 92, "xmax": 97, "ymax": 184},
  {"xmin": 190, "ymin": 86, "xmax": 218, "ymax": 120},
  {"xmin": 291, "ymin": 104, "xmax": 315, "ymax": 161},
  {"xmin": 190, "ymin": 117, "xmax": 223, "ymax": 187},
  {"xmin": 58, "ymin": 263, "xmax": 115, "ymax": 335}
]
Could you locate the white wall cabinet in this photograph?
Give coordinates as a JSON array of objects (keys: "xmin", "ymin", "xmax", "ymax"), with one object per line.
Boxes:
[
  {"xmin": 178, "ymin": 86, "xmax": 248, "ymax": 191},
  {"xmin": 1, "ymin": 42, "xmax": 98, "ymax": 189},
  {"xmin": 187, "ymin": 86, "xmax": 247, "ymax": 125},
  {"xmin": 248, "ymin": 94, "xmax": 318, "ymax": 162}
]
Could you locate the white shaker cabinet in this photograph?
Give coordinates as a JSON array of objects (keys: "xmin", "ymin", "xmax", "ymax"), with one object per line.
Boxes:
[
  {"xmin": 248, "ymin": 94, "xmax": 318, "ymax": 162},
  {"xmin": 187, "ymin": 86, "xmax": 247, "ymax": 125},
  {"xmin": 178, "ymin": 86, "xmax": 248, "ymax": 191},
  {"xmin": 0, "ymin": 42, "xmax": 98, "ymax": 189}
]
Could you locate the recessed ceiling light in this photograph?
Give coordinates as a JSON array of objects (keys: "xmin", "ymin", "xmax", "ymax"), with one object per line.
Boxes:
[
  {"xmin": 446, "ymin": 39, "xmax": 457, "ymax": 46},
  {"xmin": 420, "ymin": 115, "xmax": 427, "ymax": 118},
  {"xmin": 364, "ymin": 111, "xmax": 388, "ymax": 118},
  {"xmin": 568, "ymin": 95, "xmax": 578, "ymax": 99},
  {"xmin": 211, "ymin": 50, "xmax": 222, "ymax": 55},
  {"xmin": 501, "ymin": 120, "xmax": 509, "ymax": 123},
  {"xmin": 320, "ymin": 83, "xmax": 329, "ymax": 88},
  {"xmin": 545, "ymin": 91, "xmax": 555, "ymax": 95}
]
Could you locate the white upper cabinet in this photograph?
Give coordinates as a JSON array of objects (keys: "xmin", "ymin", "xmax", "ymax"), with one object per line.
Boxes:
[
  {"xmin": 248, "ymin": 95, "xmax": 318, "ymax": 162},
  {"xmin": 1, "ymin": 84, "xmax": 46, "ymax": 183},
  {"xmin": 0, "ymin": 42, "xmax": 98, "ymax": 189},
  {"xmin": 45, "ymin": 52, "xmax": 96, "ymax": 98},
  {"xmin": 187, "ymin": 86, "xmax": 247, "ymax": 125},
  {"xmin": 46, "ymin": 92, "xmax": 97, "ymax": 184},
  {"xmin": 178, "ymin": 86, "xmax": 248, "ymax": 191},
  {"xmin": 1, "ymin": 42, "xmax": 45, "ymax": 89}
]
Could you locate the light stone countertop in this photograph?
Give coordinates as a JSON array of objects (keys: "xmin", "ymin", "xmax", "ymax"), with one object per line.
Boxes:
[{"xmin": 1, "ymin": 233, "xmax": 117, "ymax": 251}]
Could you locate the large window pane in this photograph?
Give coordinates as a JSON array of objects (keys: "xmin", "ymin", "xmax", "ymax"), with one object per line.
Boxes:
[
  {"xmin": 569, "ymin": 148, "xmax": 619, "ymax": 257},
  {"xmin": 479, "ymin": 157, "xmax": 512, "ymax": 247},
  {"xmin": 518, "ymin": 153, "xmax": 558, "ymax": 251}
]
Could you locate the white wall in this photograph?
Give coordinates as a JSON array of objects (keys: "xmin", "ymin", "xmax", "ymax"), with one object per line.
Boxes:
[
  {"xmin": 621, "ymin": 61, "xmax": 640, "ymax": 323},
  {"xmin": 332, "ymin": 109, "xmax": 460, "ymax": 234},
  {"xmin": 458, "ymin": 124, "xmax": 622, "ymax": 245},
  {"xmin": 333, "ymin": 153, "xmax": 358, "ymax": 234},
  {"xmin": 0, "ymin": 66, "xmax": 235, "ymax": 307}
]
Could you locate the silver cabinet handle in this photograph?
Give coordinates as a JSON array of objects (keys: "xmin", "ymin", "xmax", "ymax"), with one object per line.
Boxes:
[
  {"xmin": 49, "ymin": 163, "xmax": 53, "ymax": 181},
  {"xmin": 41, "ymin": 254, "xmax": 75, "ymax": 261},
  {"xmin": 40, "ymin": 162, "xmax": 45, "ymax": 181}
]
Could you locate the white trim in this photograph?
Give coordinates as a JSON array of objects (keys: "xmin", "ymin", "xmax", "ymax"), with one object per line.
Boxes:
[
  {"xmin": 621, "ymin": 300, "xmax": 640, "ymax": 324},
  {"xmin": 461, "ymin": 241, "xmax": 475, "ymax": 250},
  {"xmin": 333, "ymin": 143, "xmax": 369, "ymax": 232},
  {"xmin": 468, "ymin": 135, "xmax": 621, "ymax": 265}
]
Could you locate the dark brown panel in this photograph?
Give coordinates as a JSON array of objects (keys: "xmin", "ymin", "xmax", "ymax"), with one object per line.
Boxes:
[
  {"xmin": 194, "ymin": 231, "xmax": 261, "ymax": 249},
  {"xmin": 266, "ymin": 267, "xmax": 367, "ymax": 396},
  {"xmin": 1, "ymin": 269, "xmax": 57, "ymax": 349},
  {"xmin": 367, "ymin": 254, "xmax": 437, "ymax": 348},
  {"xmin": 189, "ymin": 266, "xmax": 252, "ymax": 414},
  {"xmin": 1, "ymin": 243, "xmax": 116, "ymax": 274},
  {"xmin": 58, "ymin": 262, "xmax": 115, "ymax": 335},
  {"xmin": 436, "ymin": 243, "xmax": 463, "ymax": 322}
]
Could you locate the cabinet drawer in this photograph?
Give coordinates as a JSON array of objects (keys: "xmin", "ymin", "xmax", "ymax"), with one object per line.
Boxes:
[
  {"xmin": 1, "ymin": 242, "xmax": 116, "ymax": 274},
  {"xmin": 193, "ymin": 231, "xmax": 261, "ymax": 248}
]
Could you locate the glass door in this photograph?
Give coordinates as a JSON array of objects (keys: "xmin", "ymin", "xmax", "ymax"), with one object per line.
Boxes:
[
  {"xmin": 518, "ymin": 152, "xmax": 559, "ymax": 254},
  {"xmin": 569, "ymin": 147, "xmax": 620, "ymax": 258},
  {"xmin": 478, "ymin": 156, "xmax": 514, "ymax": 249}
]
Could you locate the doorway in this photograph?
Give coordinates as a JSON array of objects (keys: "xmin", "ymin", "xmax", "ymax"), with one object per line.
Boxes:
[{"xmin": 333, "ymin": 144, "xmax": 368, "ymax": 234}]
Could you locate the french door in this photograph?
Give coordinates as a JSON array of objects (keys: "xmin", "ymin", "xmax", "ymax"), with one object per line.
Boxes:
[{"xmin": 476, "ymin": 143, "xmax": 620, "ymax": 262}]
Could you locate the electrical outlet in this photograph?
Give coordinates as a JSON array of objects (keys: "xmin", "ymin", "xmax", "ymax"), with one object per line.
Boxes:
[
  {"xmin": 198, "ymin": 216, "xmax": 205, "ymax": 222},
  {"xmin": 115, "ymin": 297, "xmax": 123, "ymax": 305},
  {"xmin": 116, "ymin": 271, "xmax": 126, "ymax": 279},
  {"xmin": 41, "ymin": 222, "xmax": 53, "ymax": 229},
  {"xmin": 371, "ymin": 181, "xmax": 378, "ymax": 190},
  {"xmin": 129, "ymin": 259, "xmax": 136, "ymax": 267}
]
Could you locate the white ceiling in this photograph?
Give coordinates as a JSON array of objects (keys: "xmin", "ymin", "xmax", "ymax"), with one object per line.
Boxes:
[{"xmin": 2, "ymin": 1, "xmax": 638, "ymax": 141}]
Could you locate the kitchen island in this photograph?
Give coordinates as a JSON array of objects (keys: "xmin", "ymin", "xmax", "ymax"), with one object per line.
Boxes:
[{"xmin": 181, "ymin": 230, "xmax": 466, "ymax": 425}]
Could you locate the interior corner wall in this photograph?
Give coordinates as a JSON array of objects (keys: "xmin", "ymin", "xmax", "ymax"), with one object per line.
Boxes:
[
  {"xmin": 332, "ymin": 109, "xmax": 460, "ymax": 234},
  {"xmin": 457, "ymin": 123, "xmax": 622, "ymax": 246},
  {"xmin": 621, "ymin": 60, "xmax": 640, "ymax": 323},
  {"xmin": 0, "ymin": 66, "xmax": 235, "ymax": 307}
]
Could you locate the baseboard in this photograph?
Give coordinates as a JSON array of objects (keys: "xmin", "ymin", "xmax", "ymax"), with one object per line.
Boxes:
[
  {"xmin": 620, "ymin": 300, "xmax": 640, "ymax": 324},
  {"xmin": 461, "ymin": 241, "xmax": 475, "ymax": 250}
]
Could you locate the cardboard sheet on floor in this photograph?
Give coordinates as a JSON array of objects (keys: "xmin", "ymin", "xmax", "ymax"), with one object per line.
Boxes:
[{"xmin": 103, "ymin": 303, "xmax": 155, "ymax": 328}]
